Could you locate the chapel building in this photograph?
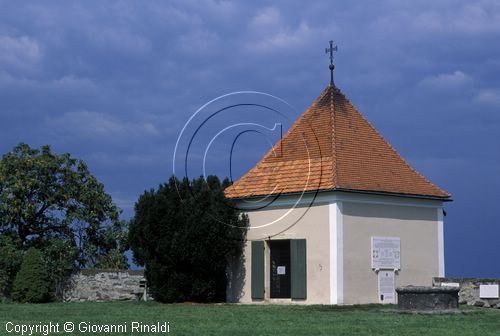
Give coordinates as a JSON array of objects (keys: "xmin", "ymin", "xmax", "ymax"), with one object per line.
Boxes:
[{"xmin": 224, "ymin": 57, "xmax": 451, "ymax": 304}]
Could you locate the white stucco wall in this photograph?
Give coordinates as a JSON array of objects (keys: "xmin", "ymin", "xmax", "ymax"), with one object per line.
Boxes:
[
  {"xmin": 228, "ymin": 191, "xmax": 445, "ymax": 305},
  {"xmin": 232, "ymin": 202, "xmax": 331, "ymax": 304},
  {"xmin": 342, "ymin": 201, "xmax": 442, "ymax": 304}
]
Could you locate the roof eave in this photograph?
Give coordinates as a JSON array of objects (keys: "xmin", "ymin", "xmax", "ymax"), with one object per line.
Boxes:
[
  {"xmin": 328, "ymin": 187, "xmax": 452, "ymax": 202},
  {"xmin": 225, "ymin": 187, "xmax": 452, "ymax": 202}
]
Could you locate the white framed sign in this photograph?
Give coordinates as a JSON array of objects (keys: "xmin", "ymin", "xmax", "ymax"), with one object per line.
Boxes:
[
  {"xmin": 441, "ymin": 282, "xmax": 460, "ymax": 288},
  {"xmin": 378, "ymin": 270, "xmax": 395, "ymax": 304},
  {"xmin": 480, "ymin": 285, "xmax": 499, "ymax": 299},
  {"xmin": 371, "ymin": 237, "xmax": 400, "ymax": 270}
]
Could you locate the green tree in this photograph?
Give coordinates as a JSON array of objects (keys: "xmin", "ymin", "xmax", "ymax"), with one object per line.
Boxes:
[
  {"xmin": 12, "ymin": 248, "xmax": 52, "ymax": 303},
  {"xmin": 0, "ymin": 234, "xmax": 23, "ymax": 298},
  {"xmin": 0, "ymin": 143, "xmax": 127, "ymax": 269},
  {"xmin": 93, "ymin": 221, "xmax": 129, "ymax": 269},
  {"xmin": 129, "ymin": 175, "xmax": 248, "ymax": 303},
  {"xmin": 40, "ymin": 237, "xmax": 78, "ymax": 299}
]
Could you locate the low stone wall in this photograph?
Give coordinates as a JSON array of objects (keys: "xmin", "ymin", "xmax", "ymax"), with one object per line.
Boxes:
[
  {"xmin": 433, "ymin": 277, "xmax": 500, "ymax": 308},
  {"xmin": 63, "ymin": 269, "xmax": 148, "ymax": 302}
]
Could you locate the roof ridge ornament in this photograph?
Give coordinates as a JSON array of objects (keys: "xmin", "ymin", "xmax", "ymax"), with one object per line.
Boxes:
[{"xmin": 325, "ymin": 40, "xmax": 338, "ymax": 86}]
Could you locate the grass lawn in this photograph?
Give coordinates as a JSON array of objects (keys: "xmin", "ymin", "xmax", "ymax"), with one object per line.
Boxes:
[{"xmin": 0, "ymin": 301, "xmax": 499, "ymax": 335}]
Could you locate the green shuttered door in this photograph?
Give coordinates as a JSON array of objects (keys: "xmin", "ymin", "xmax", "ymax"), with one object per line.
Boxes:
[
  {"xmin": 291, "ymin": 239, "xmax": 307, "ymax": 299},
  {"xmin": 252, "ymin": 239, "xmax": 307, "ymax": 300},
  {"xmin": 251, "ymin": 241, "xmax": 265, "ymax": 299}
]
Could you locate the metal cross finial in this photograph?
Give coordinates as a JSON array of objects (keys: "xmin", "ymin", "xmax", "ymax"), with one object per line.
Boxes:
[{"xmin": 325, "ymin": 40, "xmax": 338, "ymax": 86}]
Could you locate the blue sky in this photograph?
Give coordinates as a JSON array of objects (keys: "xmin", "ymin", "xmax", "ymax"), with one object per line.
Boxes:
[{"xmin": 0, "ymin": 1, "xmax": 499, "ymax": 277}]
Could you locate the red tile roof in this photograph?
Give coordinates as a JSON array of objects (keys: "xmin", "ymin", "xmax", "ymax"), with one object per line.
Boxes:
[{"xmin": 224, "ymin": 85, "xmax": 450, "ymax": 199}]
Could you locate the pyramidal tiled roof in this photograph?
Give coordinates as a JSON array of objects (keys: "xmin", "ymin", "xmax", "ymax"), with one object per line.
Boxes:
[{"xmin": 224, "ymin": 85, "xmax": 450, "ymax": 199}]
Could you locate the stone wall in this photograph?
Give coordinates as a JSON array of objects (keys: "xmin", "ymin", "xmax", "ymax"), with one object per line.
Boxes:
[
  {"xmin": 396, "ymin": 286, "xmax": 459, "ymax": 311},
  {"xmin": 433, "ymin": 277, "xmax": 500, "ymax": 308},
  {"xmin": 63, "ymin": 269, "xmax": 148, "ymax": 302}
]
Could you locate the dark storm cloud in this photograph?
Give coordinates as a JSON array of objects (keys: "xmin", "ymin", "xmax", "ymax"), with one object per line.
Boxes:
[{"xmin": 0, "ymin": 0, "xmax": 499, "ymax": 276}]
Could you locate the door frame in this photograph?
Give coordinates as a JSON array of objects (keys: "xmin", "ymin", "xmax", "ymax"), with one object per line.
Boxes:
[{"xmin": 269, "ymin": 239, "xmax": 292, "ymax": 298}]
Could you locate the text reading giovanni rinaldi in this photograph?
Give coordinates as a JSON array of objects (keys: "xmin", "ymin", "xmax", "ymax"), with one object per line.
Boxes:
[{"xmin": 4, "ymin": 321, "xmax": 170, "ymax": 335}]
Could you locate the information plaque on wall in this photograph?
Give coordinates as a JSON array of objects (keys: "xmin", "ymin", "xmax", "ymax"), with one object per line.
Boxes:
[
  {"xmin": 371, "ymin": 237, "xmax": 401, "ymax": 270},
  {"xmin": 378, "ymin": 270, "xmax": 396, "ymax": 304}
]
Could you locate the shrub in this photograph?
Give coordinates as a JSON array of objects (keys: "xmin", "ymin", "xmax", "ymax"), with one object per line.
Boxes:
[
  {"xmin": 129, "ymin": 175, "xmax": 248, "ymax": 303},
  {"xmin": 12, "ymin": 248, "xmax": 52, "ymax": 303}
]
